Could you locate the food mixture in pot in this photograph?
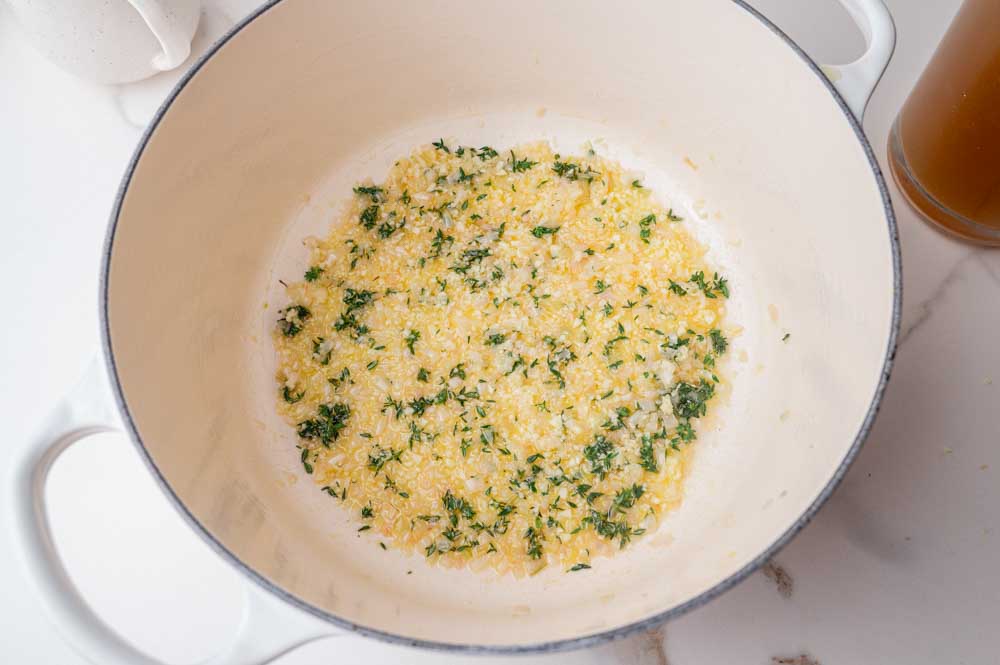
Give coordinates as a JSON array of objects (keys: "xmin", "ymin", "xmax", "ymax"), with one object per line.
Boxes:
[{"xmin": 273, "ymin": 140, "xmax": 731, "ymax": 576}]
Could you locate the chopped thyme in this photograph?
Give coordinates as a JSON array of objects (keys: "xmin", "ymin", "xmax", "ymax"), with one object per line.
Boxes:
[
  {"xmin": 328, "ymin": 367, "xmax": 351, "ymax": 390},
  {"xmin": 485, "ymin": 332, "xmax": 507, "ymax": 346},
  {"xmin": 672, "ymin": 380, "xmax": 715, "ymax": 420},
  {"xmin": 709, "ymin": 329, "xmax": 728, "ymax": 355},
  {"xmin": 377, "ymin": 215, "xmax": 404, "ymax": 239},
  {"xmin": 639, "ymin": 436, "xmax": 658, "ymax": 472},
  {"xmin": 299, "ymin": 447, "xmax": 313, "ymax": 474},
  {"xmin": 429, "ymin": 229, "xmax": 455, "ymax": 259},
  {"xmin": 359, "ymin": 205, "xmax": 379, "ymax": 230},
  {"xmin": 690, "ymin": 271, "xmax": 730, "ymax": 299},
  {"xmin": 638, "ymin": 214, "xmax": 656, "ymax": 243},
  {"xmin": 368, "ymin": 445, "xmax": 403, "ymax": 475},
  {"xmin": 404, "ymin": 329, "xmax": 421, "ymax": 354},
  {"xmin": 297, "ymin": 403, "xmax": 351, "ymax": 446},
  {"xmin": 312, "ymin": 337, "xmax": 332, "ymax": 365},
  {"xmin": 552, "ymin": 161, "xmax": 600, "ymax": 182},
  {"xmin": 277, "ymin": 305, "xmax": 310, "ymax": 337},
  {"xmin": 282, "ymin": 386, "xmax": 305, "ymax": 404},
  {"xmin": 524, "ymin": 523, "xmax": 544, "ymax": 559},
  {"xmin": 530, "ymin": 225, "xmax": 560, "ymax": 238},
  {"xmin": 509, "ymin": 151, "xmax": 537, "ymax": 173},
  {"xmin": 583, "ymin": 509, "xmax": 644, "ymax": 549},
  {"xmin": 343, "ymin": 287, "xmax": 376, "ymax": 312},
  {"xmin": 609, "ymin": 483, "xmax": 645, "ymax": 515},
  {"xmin": 353, "ymin": 185, "xmax": 383, "ymax": 202},
  {"xmin": 583, "ymin": 434, "xmax": 616, "ymax": 479},
  {"xmin": 476, "ymin": 146, "xmax": 498, "ymax": 160},
  {"xmin": 450, "ymin": 247, "xmax": 491, "ymax": 274}
]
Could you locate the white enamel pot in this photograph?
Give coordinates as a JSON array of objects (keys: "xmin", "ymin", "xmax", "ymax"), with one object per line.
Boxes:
[{"xmin": 10, "ymin": 0, "xmax": 900, "ymax": 661}]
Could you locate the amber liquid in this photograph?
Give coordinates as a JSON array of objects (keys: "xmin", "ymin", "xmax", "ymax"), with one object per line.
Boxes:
[{"xmin": 889, "ymin": 0, "xmax": 1000, "ymax": 245}]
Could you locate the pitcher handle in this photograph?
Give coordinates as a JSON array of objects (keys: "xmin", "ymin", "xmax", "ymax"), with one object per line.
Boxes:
[{"xmin": 126, "ymin": 0, "xmax": 198, "ymax": 71}]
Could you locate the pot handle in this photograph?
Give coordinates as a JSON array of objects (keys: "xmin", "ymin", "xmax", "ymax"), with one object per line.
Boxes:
[
  {"xmin": 8, "ymin": 356, "xmax": 339, "ymax": 665},
  {"xmin": 824, "ymin": 0, "xmax": 896, "ymax": 120},
  {"xmin": 125, "ymin": 0, "xmax": 197, "ymax": 71}
]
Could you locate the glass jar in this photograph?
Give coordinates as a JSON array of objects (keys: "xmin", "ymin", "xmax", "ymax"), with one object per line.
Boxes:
[{"xmin": 888, "ymin": 0, "xmax": 1000, "ymax": 245}]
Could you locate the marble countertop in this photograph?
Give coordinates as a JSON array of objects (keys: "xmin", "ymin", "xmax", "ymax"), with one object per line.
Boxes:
[{"xmin": 3, "ymin": 1, "xmax": 997, "ymax": 663}]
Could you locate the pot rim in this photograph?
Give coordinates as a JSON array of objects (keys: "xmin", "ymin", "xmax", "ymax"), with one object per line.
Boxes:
[{"xmin": 99, "ymin": 0, "xmax": 902, "ymax": 654}]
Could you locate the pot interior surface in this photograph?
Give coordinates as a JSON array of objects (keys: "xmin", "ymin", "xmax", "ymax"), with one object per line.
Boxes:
[{"xmin": 105, "ymin": 0, "xmax": 895, "ymax": 649}]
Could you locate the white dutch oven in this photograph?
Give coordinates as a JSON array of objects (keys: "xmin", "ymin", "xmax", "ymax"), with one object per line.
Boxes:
[{"xmin": 11, "ymin": 0, "xmax": 900, "ymax": 661}]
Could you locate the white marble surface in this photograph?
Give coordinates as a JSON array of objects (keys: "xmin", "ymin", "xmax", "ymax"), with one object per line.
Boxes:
[{"xmin": 2, "ymin": 1, "xmax": 998, "ymax": 663}]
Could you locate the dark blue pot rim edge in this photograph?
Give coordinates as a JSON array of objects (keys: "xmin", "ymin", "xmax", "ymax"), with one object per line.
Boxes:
[{"xmin": 98, "ymin": 0, "xmax": 902, "ymax": 655}]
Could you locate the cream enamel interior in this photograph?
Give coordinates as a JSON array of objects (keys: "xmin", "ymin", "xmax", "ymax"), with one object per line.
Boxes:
[{"xmin": 105, "ymin": 0, "xmax": 895, "ymax": 648}]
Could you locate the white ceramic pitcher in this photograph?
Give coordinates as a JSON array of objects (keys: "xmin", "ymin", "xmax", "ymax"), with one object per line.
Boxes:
[{"xmin": 5, "ymin": 0, "xmax": 200, "ymax": 83}]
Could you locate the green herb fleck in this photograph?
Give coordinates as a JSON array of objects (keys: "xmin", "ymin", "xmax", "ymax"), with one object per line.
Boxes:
[
  {"xmin": 476, "ymin": 146, "xmax": 498, "ymax": 160},
  {"xmin": 312, "ymin": 337, "xmax": 332, "ymax": 365},
  {"xmin": 709, "ymin": 329, "xmax": 728, "ymax": 355},
  {"xmin": 639, "ymin": 436, "xmax": 658, "ymax": 472},
  {"xmin": 450, "ymin": 247, "xmax": 491, "ymax": 274},
  {"xmin": 609, "ymin": 483, "xmax": 645, "ymax": 515},
  {"xmin": 359, "ymin": 205, "xmax": 379, "ymax": 230},
  {"xmin": 638, "ymin": 214, "xmax": 656, "ymax": 243},
  {"xmin": 510, "ymin": 151, "xmax": 537, "ymax": 173},
  {"xmin": 531, "ymin": 225, "xmax": 560, "ymax": 238},
  {"xmin": 277, "ymin": 305, "xmax": 310, "ymax": 337},
  {"xmin": 404, "ymin": 329, "xmax": 421, "ymax": 354},
  {"xmin": 297, "ymin": 402, "xmax": 351, "ymax": 446},
  {"xmin": 668, "ymin": 279, "xmax": 687, "ymax": 296},
  {"xmin": 282, "ymin": 386, "xmax": 305, "ymax": 404},
  {"xmin": 367, "ymin": 445, "xmax": 403, "ymax": 474},
  {"xmin": 485, "ymin": 332, "xmax": 507, "ymax": 346},
  {"xmin": 583, "ymin": 434, "xmax": 616, "ymax": 479},
  {"xmin": 524, "ymin": 524, "xmax": 544, "ymax": 559},
  {"xmin": 690, "ymin": 271, "xmax": 729, "ymax": 299},
  {"xmin": 299, "ymin": 447, "xmax": 313, "ymax": 474},
  {"xmin": 353, "ymin": 185, "xmax": 383, "ymax": 202},
  {"xmin": 672, "ymin": 379, "xmax": 715, "ymax": 420},
  {"xmin": 328, "ymin": 367, "xmax": 351, "ymax": 390},
  {"xmin": 552, "ymin": 161, "xmax": 600, "ymax": 182}
]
